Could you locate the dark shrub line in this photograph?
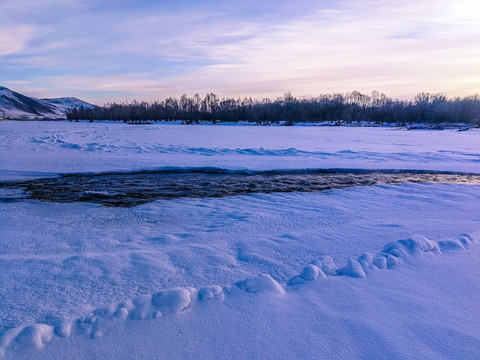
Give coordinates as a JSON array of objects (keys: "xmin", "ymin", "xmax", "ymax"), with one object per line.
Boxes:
[{"xmin": 67, "ymin": 91, "xmax": 480, "ymax": 125}]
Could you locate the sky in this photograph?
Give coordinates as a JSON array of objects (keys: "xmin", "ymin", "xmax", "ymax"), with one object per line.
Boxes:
[{"xmin": 1, "ymin": 0, "xmax": 479, "ymax": 105}]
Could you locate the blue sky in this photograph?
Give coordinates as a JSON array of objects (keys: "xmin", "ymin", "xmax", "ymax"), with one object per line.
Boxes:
[{"xmin": 1, "ymin": 0, "xmax": 479, "ymax": 104}]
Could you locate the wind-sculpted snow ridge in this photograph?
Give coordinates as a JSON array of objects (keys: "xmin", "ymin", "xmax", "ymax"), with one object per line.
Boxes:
[
  {"xmin": 20, "ymin": 136, "xmax": 480, "ymax": 164},
  {"xmin": 287, "ymin": 234, "xmax": 475, "ymax": 284},
  {"xmin": 0, "ymin": 233, "xmax": 476, "ymax": 358}
]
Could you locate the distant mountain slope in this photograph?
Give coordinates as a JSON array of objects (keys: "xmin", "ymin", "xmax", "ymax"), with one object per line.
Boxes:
[{"xmin": 0, "ymin": 86, "xmax": 94, "ymax": 119}]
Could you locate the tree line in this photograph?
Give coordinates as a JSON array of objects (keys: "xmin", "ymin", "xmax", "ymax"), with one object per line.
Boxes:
[{"xmin": 66, "ymin": 91, "xmax": 480, "ymax": 125}]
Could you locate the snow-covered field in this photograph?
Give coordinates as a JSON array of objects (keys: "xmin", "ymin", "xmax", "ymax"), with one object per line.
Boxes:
[
  {"xmin": 1, "ymin": 121, "xmax": 480, "ymax": 181},
  {"xmin": 1, "ymin": 121, "xmax": 479, "ymax": 359}
]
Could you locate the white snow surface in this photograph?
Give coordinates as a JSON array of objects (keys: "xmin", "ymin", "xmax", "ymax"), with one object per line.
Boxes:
[
  {"xmin": 1, "ymin": 121, "xmax": 479, "ymax": 359},
  {"xmin": 1, "ymin": 121, "xmax": 480, "ymax": 180}
]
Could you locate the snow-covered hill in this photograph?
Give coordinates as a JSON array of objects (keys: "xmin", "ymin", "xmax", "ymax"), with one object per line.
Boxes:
[{"xmin": 0, "ymin": 86, "xmax": 93, "ymax": 119}]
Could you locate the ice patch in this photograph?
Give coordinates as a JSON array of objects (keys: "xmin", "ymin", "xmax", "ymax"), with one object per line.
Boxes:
[{"xmin": 0, "ymin": 187, "xmax": 26, "ymax": 202}]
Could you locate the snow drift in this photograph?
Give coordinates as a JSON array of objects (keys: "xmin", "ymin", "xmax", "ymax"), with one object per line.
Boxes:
[{"xmin": 1, "ymin": 233, "xmax": 476, "ymax": 358}]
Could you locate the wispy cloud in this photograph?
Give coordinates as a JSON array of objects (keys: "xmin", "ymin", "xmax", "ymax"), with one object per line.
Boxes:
[
  {"xmin": 0, "ymin": 25, "xmax": 35, "ymax": 56},
  {"xmin": 1, "ymin": 0, "xmax": 479, "ymax": 101}
]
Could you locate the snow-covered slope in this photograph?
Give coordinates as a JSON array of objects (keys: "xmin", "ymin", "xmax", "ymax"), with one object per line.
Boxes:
[
  {"xmin": 0, "ymin": 86, "xmax": 93, "ymax": 119},
  {"xmin": 40, "ymin": 97, "xmax": 94, "ymax": 118}
]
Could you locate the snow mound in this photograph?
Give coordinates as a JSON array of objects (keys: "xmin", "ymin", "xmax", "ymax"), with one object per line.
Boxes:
[
  {"xmin": 301, "ymin": 264, "xmax": 325, "ymax": 281},
  {"xmin": 372, "ymin": 255, "xmax": 387, "ymax": 269},
  {"xmin": 236, "ymin": 274, "xmax": 285, "ymax": 296},
  {"xmin": 357, "ymin": 252, "xmax": 375, "ymax": 272},
  {"xmin": 151, "ymin": 288, "xmax": 191, "ymax": 315},
  {"xmin": 382, "ymin": 235, "xmax": 441, "ymax": 258},
  {"xmin": 337, "ymin": 258, "xmax": 367, "ymax": 278},
  {"xmin": 288, "ymin": 233, "xmax": 476, "ymax": 284},
  {"xmin": 5, "ymin": 324, "xmax": 54, "ymax": 351},
  {"xmin": 287, "ymin": 264, "xmax": 326, "ymax": 285},
  {"xmin": 198, "ymin": 285, "xmax": 223, "ymax": 300},
  {"xmin": 310, "ymin": 255, "xmax": 337, "ymax": 275},
  {"xmin": 0, "ymin": 233, "xmax": 476, "ymax": 356},
  {"xmin": 131, "ymin": 295, "xmax": 154, "ymax": 320},
  {"xmin": 436, "ymin": 233, "xmax": 475, "ymax": 251},
  {"xmin": 54, "ymin": 322, "xmax": 73, "ymax": 338}
]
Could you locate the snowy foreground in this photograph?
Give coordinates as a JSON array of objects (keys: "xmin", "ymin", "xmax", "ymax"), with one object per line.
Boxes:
[{"xmin": 1, "ymin": 122, "xmax": 479, "ymax": 359}]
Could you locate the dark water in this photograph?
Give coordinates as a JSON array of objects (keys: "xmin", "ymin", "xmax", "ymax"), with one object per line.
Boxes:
[{"xmin": 1, "ymin": 169, "xmax": 480, "ymax": 207}]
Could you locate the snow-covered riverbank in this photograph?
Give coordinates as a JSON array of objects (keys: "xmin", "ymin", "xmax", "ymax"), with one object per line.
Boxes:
[{"xmin": 1, "ymin": 121, "xmax": 480, "ymax": 181}]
